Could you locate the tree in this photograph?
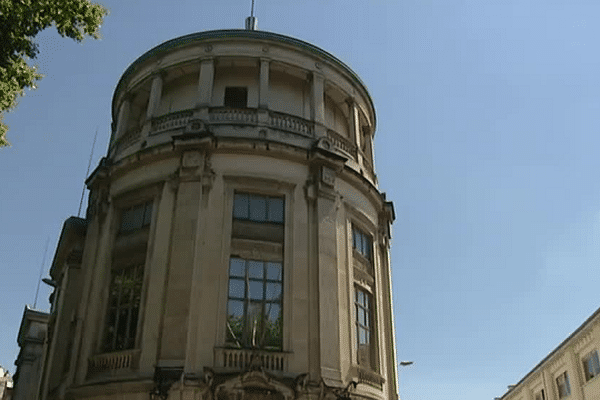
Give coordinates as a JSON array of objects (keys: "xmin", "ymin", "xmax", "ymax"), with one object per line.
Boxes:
[{"xmin": 0, "ymin": 0, "xmax": 108, "ymax": 147}]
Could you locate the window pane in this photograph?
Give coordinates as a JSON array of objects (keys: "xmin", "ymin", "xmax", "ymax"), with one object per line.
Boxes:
[
  {"xmin": 229, "ymin": 258, "xmax": 245, "ymax": 277},
  {"xmin": 268, "ymin": 197, "xmax": 284, "ymax": 223},
  {"xmin": 248, "ymin": 281, "xmax": 263, "ymax": 300},
  {"xmin": 233, "ymin": 193, "xmax": 249, "ymax": 219},
  {"xmin": 266, "ymin": 303, "xmax": 281, "ymax": 324},
  {"xmin": 229, "ymin": 279, "xmax": 245, "ymax": 298},
  {"xmin": 248, "ymin": 260, "xmax": 264, "ymax": 278},
  {"xmin": 353, "ymin": 229, "xmax": 362, "ymax": 251},
  {"xmin": 593, "ymin": 351, "xmax": 600, "ymax": 375},
  {"xmin": 356, "ymin": 289, "xmax": 364, "ymax": 305},
  {"xmin": 246, "ymin": 302, "xmax": 262, "ymax": 341},
  {"xmin": 228, "ymin": 300, "xmax": 244, "ymax": 318},
  {"xmin": 359, "ymin": 327, "xmax": 367, "ymax": 344},
  {"xmin": 249, "ymin": 195, "xmax": 267, "ymax": 221},
  {"xmin": 357, "ymin": 308, "xmax": 365, "ymax": 326},
  {"xmin": 266, "ymin": 283, "xmax": 282, "ymax": 300},
  {"xmin": 266, "ymin": 262, "xmax": 282, "ymax": 281},
  {"xmin": 143, "ymin": 202, "xmax": 153, "ymax": 226}
]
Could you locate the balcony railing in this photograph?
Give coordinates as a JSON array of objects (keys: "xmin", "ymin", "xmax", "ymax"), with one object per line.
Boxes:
[
  {"xmin": 209, "ymin": 107, "xmax": 258, "ymax": 124},
  {"xmin": 269, "ymin": 111, "xmax": 314, "ymax": 137},
  {"xmin": 215, "ymin": 347, "xmax": 287, "ymax": 372},
  {"xmin": 115, "ymin": 126, "xmax": 141, "ymax": 153},
  {"xmin": 327, "ymin": 129, "xmax": 357, "ymax": 158},
  {"xmin": 87, "ymin": 349, "xmax": 140, "ymax": 378},
  {"xmin": 151, "ymin": 109, "xmax": 194, "ymax": 133}
]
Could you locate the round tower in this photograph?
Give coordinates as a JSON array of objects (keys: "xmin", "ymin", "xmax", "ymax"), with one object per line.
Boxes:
[{"xmin": 40, "ymin": 29, "xmax": 397, "ymax": 400}]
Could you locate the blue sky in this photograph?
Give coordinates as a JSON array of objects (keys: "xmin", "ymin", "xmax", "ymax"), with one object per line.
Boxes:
[{"xmin": 1, "ymin": 1, "xmax": 600, "ymax": 399}]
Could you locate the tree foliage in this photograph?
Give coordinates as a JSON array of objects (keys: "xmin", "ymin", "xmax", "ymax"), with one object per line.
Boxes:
[{"xmin": 0, "ymin": 0, "xmax": 108, "ymax": 147}]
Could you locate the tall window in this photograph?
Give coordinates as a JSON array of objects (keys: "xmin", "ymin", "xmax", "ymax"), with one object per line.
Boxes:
[
  {"xmin": 103, "ymin": 200, "xmax": 152, "ymax": 353},
  {"xmin": 227, "ymin": 192, "xmax": 284, "ymax": 350},
  {"xmin": 103, "ymin": 265, "xmax": 143, "ymax": 351},
  {"xmin": 227, "ymin": 258, "xmax": 282, "ymax": 349},
  {"xmin": 583, "ymin": 350, "xmax": 600, "ymax": 381},
  {"xmin": 355, "ymin": 287, "xmax": 376, "ymax": 370},
  {"xmin": 556, "ymin": 371, "xmax": 571, "ymax": 399},
  {"xmin": 224, "ymin": 87, "xmax": 248, "ymax": 108}
]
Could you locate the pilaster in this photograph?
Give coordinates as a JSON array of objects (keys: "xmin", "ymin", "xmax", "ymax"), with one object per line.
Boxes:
[
  {"xmin": 159, "ymin": 152, "xmax": 204, "ymax": 363},
  {"xmin": 196, "ymin": 58, "xmax": 215, "ymax": 119},
  {"xmin": 114, "ymin": 96, "xmax": 131, "ymax": 141},
  {"xmin": 311, "ymin": 73, "xmax": 326, "ymax": 138}
]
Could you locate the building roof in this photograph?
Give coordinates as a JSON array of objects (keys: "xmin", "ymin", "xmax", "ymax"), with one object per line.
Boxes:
[
  {"xmin": 500, "ymin": 305, "xmax": 600, "ymax": 399},
  {"xmin": 112, "ymin": 29, "xmax": 375, "ymax": 124}
]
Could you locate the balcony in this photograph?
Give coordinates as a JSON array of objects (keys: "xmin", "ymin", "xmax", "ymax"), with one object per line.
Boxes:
[
  {"xmin": 214, "ymin": 347, "xmax": 288, "ymax": 372},
  {"xmin": 87, "ymin": 349, "xmax": 140, "ymax": 378}
]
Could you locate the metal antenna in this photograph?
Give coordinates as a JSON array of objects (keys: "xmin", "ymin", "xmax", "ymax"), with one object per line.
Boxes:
[
  {"xmin": 78, "ymin": 127, "xmax": 99, "ymax": 218},
  {"xmin": 245, "ymin": 0, "xmax": 257, "ymax": 30},
  {"xmin": 33, "ymin": 237, "xmax": 50, "ymax": 309}
]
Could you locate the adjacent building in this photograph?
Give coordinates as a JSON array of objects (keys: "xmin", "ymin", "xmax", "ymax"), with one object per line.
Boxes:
[
  {"xmin": 498, "ymin": 307, "xmax": 600, "ymax": 400},
  {"xmin": 33, "ymin": 24, "xmax": 399, "ymax": 400}
]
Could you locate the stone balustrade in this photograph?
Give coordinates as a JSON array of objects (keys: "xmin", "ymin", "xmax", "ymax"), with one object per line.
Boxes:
[
  {"xmin": 209, "ymin": 107, "xmax": 258, "ymax": 124},
  {"xmin": 151, "ymin": 109, "xmax": 194, "ymax": 133},
  {"xmin": 215, "ymin": 347, "xmax": 287, "ymax": 372},
  {"xmin": 115, "ymin": 126, "xmax": 141, "ymax": 153},
  {"xmin": 269, "ymin": 111, "xmax": 314, "ymax": 137},
  {"xmin": 327, "ymin": 129, "xmax": 357, "ymax": 158},
  {"xmin": 87, "ymin": 349, "xmax": 140, "ymax": 378}
]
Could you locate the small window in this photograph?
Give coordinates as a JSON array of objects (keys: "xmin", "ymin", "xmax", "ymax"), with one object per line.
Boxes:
[
  {"xmin": 534, "ymin": 390, "xmax": 545, "ymax": 400},
  {"xmin": 352, "ymin": 225, "xmax": 372, "ymax": 261},
  {"xmin": 583, "ymin": 350, "xmax": 600, "ymax": 381},
  {"xmin": 234, "ymin": 193, "xmax": 284, "ymax": 223},
  {"xmin": 120, "ymin": 201, "xmax": 153, "ymax": 233},
  {"xmin": 556, "ymin": 371, "xmax": 571, "ymax": 399},
  {"xmin": 224, "ymin": 87, "xmax": 248, "ymax": 108}
]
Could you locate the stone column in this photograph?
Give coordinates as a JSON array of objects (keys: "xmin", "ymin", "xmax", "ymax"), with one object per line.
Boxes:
[
  {"xmin": 114, "ymin": 97, "xmax": 131, "ymax": 141},
  {"xmin": 348, "ymin": 99, "xmax": 363, "ymax": 165},
  {"xmin": 196, "ymin": 58, "xmax": 214, "ymax": 119},
  {"xmin": 141, "ymin": 72, "xmax": 165, "ymax": 137},
  {"xmin": 311, "ymin": 73, "xmax": 326, "ymax": 137},
  {"xmin": 258, "ymin": 58, "xmax": 270, "ymax": 123}
]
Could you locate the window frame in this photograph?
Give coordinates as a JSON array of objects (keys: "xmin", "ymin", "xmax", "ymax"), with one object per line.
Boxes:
[
  {"xmin": 222, "ymin": 181, "xmax": 293, "ymax": 353},
  {"xmin": 534, "ymin": 389, "xmax": 545, "ymax": 400},
  {"xmin": 555, "ymin": 371, "xmax": 571, "ymax": 399},
  {"xmin": 100, "ymin": 196, "xmax": 156, "ymax": 354},
  {"xmin": 583, "ymin": 349, "xmax": 600, "ymax": 382},
  {"xmin": 226, "ymin": 257, "xmax": 283, "ymax": 350}
]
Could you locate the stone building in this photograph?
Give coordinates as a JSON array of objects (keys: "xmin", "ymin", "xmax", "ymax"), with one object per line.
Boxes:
[
  {"xmin": 12, "ymin": 307, "xmax": 48, "ymax": 400},
  {"xmin": 37, "ymin": 23, "xmax": 398, "ymax": 400},
  {"xmin": 0, "ymin": 366, "xmax": 13, "ymax": 400},
  {"xmin": 498, "ymin": 306, "xmax": 600, "ymax": 400}
]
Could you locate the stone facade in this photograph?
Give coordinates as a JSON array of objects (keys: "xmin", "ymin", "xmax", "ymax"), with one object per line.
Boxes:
[
  {"xmin": 12, "ymin": 307, "xmax": 48, "ymax": 400},
  {"xmin": 38, "ymin": 29, "xmax": 398, "ymax": 400},
  {"xmin": 498, "ymin": 307, "xmax": 600, "ymax": 400},
  {"xmin": 0, "ymin": 366, "xmax": 13, "ymax": 400}
]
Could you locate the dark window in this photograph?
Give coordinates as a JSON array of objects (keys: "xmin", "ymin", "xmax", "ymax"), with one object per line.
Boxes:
[
  {"xmin": 556, "ymin": 371, "xmax": 571, "ymax": 399},
  {"xmin": 120, "ymin": 201, "xmax": 152, "ymax": 233},
  {"xmin": 224, "ymin": 87, "xmax": 248, "ymax": 108},
  {"xmin": 352, "ymin": 225, "xmax": 372, "ymax": 261},
  {"xmin": 103, "ymin": 264, "xmax": 143, "ymax": 352},
  {"xmin": 226, "ymin": 258, "xmax": 283, "ymax": 349},
  {"xmin": 584, "ymin": 350, "xmax": 600, "ymax": 381}
]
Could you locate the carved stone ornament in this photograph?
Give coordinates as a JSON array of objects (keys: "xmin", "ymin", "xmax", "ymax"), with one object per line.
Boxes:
[
  {"xmin": 321, "ymin": 166, "xmax": 336, "ymax": 187},
  {"xmin": 182, "ymin": 151, "xmax": 204, "ymax": 168}
]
